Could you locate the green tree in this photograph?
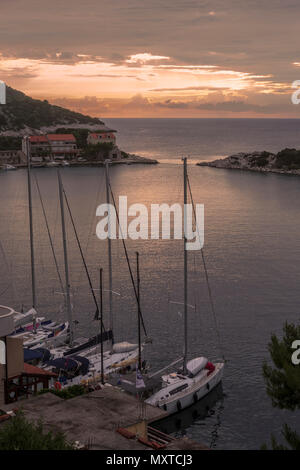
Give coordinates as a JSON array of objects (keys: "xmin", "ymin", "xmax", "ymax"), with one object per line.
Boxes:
[
  {"xmin": 82, "ymin": 142, "xmax": 113, "ymax": 161},
  {"xmin": 0, "ymin": 411, "xmax": 74, "ymax": 450},
  {"xmin": 262, "ymin": 322, "xmax": 300, "ymax": 449}
]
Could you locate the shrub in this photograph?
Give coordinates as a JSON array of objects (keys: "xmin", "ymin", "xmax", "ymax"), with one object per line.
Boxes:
[
  {"xmin": 275, "ymin": 148, "xmax": 300, "ymax": 170},
  {"xmin": 38, "ymin": 384, "xmax": 86, "ymax": 400},
  {"xmin": 0, "ymin": 411, "xmax": 74, "ymax": 450}
]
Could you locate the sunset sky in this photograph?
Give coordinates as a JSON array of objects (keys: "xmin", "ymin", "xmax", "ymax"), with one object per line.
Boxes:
[{"xmin": 1, "ymin": 0, "xmax": 300, "ymax": 118}]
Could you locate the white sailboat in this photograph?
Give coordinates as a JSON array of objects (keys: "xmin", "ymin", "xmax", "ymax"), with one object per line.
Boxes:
[{"xmin": 145, "ymin": 157, "xmax": 224, "ymax": 415}]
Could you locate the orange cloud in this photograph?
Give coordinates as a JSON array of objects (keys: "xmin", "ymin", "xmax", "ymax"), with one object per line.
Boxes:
[{"xmin": 0, "ymin": 51, "xmax": 294, "ymax": 117}]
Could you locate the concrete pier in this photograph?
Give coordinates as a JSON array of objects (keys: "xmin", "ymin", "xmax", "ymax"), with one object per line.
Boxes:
[{"xmin": 3, "ymin": 385, "xmax": 207, "ymax": 450}]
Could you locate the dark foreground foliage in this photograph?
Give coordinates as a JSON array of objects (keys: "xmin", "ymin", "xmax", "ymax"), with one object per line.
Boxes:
[
  {"xmin": 0, "ymin": 411, "xmax": 73, "ymax": 450},
  {"xmin": 262, "ymin": 322, "xmax": 300, "ymax": 449}
]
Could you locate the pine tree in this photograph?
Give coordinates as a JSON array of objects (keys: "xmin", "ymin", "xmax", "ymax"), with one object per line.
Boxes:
[{"xmin": 262, "ymin": 322, "xmax": 300, "ymax": 449}]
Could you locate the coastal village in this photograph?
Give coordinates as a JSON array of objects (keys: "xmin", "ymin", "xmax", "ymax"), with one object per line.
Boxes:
[{"xmin": 0, "ymin": 126, "xmax": 157, "ymax": 170}]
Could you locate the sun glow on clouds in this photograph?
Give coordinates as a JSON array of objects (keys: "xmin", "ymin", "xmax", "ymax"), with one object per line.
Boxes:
[
  {"xmin": 126, "ymin": 53, "xmax": 170, "ymax": 64},
  {"xmin": 0, "ymin": 51, "xmax": 291, "ymax": 116}
]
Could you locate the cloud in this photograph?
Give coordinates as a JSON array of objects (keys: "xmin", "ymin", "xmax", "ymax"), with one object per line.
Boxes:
[
  {"xmin": 0, "ymin": 1, "xmax": 299, "ymax": 116},
  {"xmin": 125, "ymin": 53, "xmax": 170, "ymax": 65}
]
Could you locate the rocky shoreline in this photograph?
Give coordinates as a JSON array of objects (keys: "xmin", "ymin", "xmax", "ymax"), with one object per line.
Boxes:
[{"xmin": 197, "ymin": 149, "xmax": 300, "ymax": 176}]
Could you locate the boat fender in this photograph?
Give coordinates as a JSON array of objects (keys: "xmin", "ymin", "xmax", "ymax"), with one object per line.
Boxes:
[
  {"xmin": 163, "ymin": 404, "xmax": 167, "ymax": 411},
  {"xmin": 54, "ymin": 381, "xmax": 62, "ymax": 390},
  {"xmin": 193, "ymin": 392, "xmax": 198, "ymax": 403},
  {"xmin": 177, "ymin": 400, "xmax": 182, "ymax": 412},
  {"xmin": 206, "ymin": 383, "xmax": 210, "ymax": 391}
]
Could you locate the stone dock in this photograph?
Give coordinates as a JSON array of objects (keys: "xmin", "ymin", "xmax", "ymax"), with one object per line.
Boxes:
[
  {"xmin": 13, "ymin": 155, "xmax": 158, "ymax": 170},
  {"xmin": 1, "ymin": 385, "xmax": 207, "ymax": 450}
]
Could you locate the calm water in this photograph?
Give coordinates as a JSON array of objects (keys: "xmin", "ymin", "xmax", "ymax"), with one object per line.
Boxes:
[
  {"xmin": 1, "ymin": 119, "xmax": 300, "ymax": 449},
  {"xmin": 106, "ymin": 118, "xmax": 300, "ymax": 163}
]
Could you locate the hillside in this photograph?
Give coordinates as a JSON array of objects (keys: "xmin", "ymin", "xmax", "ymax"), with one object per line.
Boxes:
[{"xmin": 0, "ymin": 86, "xmax": 104, "ymax": 135}]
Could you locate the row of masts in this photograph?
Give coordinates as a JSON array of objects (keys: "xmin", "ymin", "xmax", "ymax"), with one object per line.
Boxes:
[
  {"xmin": 24, "ymin": 137, "xmax": 115, "ymax": 349},
  {"xmin": 24, "ymin": 137, "xmax": 142, "ymax": 370},
  {"xmin": 25, "ymin": 136, "xmax": 187, "ymax": 376}
]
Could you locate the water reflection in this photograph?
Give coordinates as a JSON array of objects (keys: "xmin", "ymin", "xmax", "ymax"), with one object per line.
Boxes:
[{"xmin": 152, "ymin": 383, "xmax": 224, "ymax": 448}]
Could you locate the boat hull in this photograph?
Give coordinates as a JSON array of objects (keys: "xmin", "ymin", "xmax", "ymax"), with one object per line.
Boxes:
[{"xmin": 146, "ymin": 362, "xmax": 224, "ymax": 416}]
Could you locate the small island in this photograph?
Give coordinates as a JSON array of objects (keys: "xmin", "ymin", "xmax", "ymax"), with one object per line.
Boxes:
[{"xmin": 197, "ymin": 148, "xmax": 300, "ymax": 176}]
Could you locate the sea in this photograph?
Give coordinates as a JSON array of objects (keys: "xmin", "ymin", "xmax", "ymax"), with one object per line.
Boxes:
[{"xmin": 1, "ymin": 118, "xmax": 300, "ymax": 449}]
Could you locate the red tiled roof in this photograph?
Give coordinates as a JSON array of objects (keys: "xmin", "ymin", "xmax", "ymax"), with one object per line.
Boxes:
[
  {"xmin": 47, "ymin": 134, "xmax": 76, "ymax": 141},
  {"xmin": 29, "ymin": 136, "xmax": 48, "ymax": 143},
  {"xmin": 23, "ymin": 363, "xmax": 57, "ymax": 378}
]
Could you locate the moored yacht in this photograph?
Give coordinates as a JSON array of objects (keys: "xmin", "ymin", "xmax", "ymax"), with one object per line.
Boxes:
[{"xmin": 145, "ymin": 158, "xmax": 224, "ymax": 415}]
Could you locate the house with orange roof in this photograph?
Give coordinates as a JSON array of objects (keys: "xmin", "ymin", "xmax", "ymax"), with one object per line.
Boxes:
[
  {"xmin": 46, "ymin": 134, "xmax": 78, "ymax": 160},
  {"xmin": 87, "ymin": 126, "xmax": 117, "ymax": 145},
  {"xmin": 22, "ymin": 133, "xmax": 79, "ymax": 162}
]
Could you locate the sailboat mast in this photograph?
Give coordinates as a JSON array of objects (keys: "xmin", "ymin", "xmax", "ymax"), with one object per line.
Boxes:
[
  {"xmin": 99, "ymin": 268, "xmax": 104, "ymax": 385},
  {"xmin": 58, "ymin": 170, "xmax": 74, "ymax": 346},
  {"xmin": 136, "ymin": 251, "xmax": 142, "ymax": 371},
  {"xmin": 105, "ymin": 160, "xmax": 113, "ymax": 345},
  {"xmin": 183, "ymin": 157, "xmax": 188, "ymax": 373},
  {"xmin": 26, "ymin": 136, "xmax": 37, "ymax": 331}
]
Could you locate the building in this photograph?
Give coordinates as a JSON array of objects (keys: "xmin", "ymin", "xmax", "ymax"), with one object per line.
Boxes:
[
  {"xmin": 87, "ymin": 128, "xmax": 122, "ymax": 161},
  {"xmin": 0, "ymin": 150, "xmax": 25, "ymax": 165},
  {"xmin": 87, "ymin": 127, "xmax": 117, "ymax": 145},
  {"xmin": 0, "ymin": 306, "xmax": 56, "ymax": 406},
  {"xmin": 22, "ymin": 134, "xmax": 79, "ymax": 162},
  {"xmin": 46, "ymin": 134, "xmax": 78, "ymax": 160},
  {"xmin": 22, "ymin": 135, "xmax": 51, "ymax": 162}
]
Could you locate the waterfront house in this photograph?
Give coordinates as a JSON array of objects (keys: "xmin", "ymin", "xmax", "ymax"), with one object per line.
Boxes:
[
  {"xmin": 87, "ymin": 127, "xmax": 123, "ymax": 161},
  {"xmin": 22, "ymin": 134, "xmax": 79, "ymax": 162},
  {"xmin": 46, "ymin": 134, "xmax": 79, "ymax": 160},
  {"xmin": 0, "ymin": 150, "xmax": 24, "ymax": 165},
  {"xmin": 22, "ymin": 135, "xmax": 51, "ymax": 162},
  {"xmin": 87, "ymin": 127, "xmax": 117, "ymax": 145}
]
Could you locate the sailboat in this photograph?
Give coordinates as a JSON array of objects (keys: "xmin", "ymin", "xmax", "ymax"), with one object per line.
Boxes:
[
  {"xmin": 28, "ymin": 168, "xmax": 112, "ymax": 356},
  {"xmin": 43, "ymin": 260, "xmax": 142, "ymax": 390},
  {"xmin": 100, "ymin": 160, "xmax": 142, "ymax": 360},
  {"xmin": 10, "ymin": 136, "xmax": 69, "ymax": 347},
  {"xmin": 38, "ymin": 165, "xmax": 145, "ymax": 385},
  {"xmin": 145, "ymin": 157, "xmax": 224, "ymax": 415}
]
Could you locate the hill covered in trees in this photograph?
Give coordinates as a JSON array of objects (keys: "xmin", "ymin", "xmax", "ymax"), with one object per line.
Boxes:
[{"xmin": 0, "ymin": 86, "xmax": 104, "ymax": 135}]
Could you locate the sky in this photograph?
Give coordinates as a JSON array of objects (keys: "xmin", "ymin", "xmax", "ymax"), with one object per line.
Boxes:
[{"xmin": 0, "ymin": 0, "xmax": 300, "ymax": 118}]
